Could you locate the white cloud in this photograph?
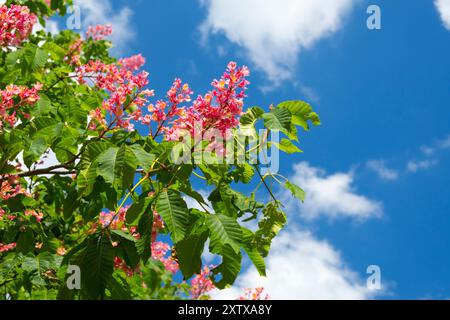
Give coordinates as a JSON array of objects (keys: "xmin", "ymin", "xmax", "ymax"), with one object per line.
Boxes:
[
  {"xmin": 366, "ymin": 160, "xmax": 399, "ymax": 181},
  {"xmin": 286, "ymin": 162, "xmax": 382, "ymax": 221},
  {"xmin": 212, "ymin": 229, "xmax": 376, "ymax": 300},
  {"xmin": 435, "ymin": 0, "xmax": 450, "ymax": 30},
  {"xmin": 440, "ymin": 135, "xmax": 450, "ymax": 149},
  {"xmin": 199, "ymin": 0, "xmax": 355, "ymax": 83},
  {"xmin": 407, "ymin": 159, "xmax": 438, "ymax": 173},
  {"xmin": 74, "ymin": 0, "xmax": 135, "ymax": 51}
]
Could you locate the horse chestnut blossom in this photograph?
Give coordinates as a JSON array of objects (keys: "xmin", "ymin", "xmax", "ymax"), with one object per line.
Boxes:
[
  {"xmin": 0, "ymin": 175, "xmax": 27, "ymax": 201},
  {"xmin": 151, "ymin": 241, "xmax": 179, "ymax": 274},
  {"xmin": 24, "ymin": 210, "xmax": 44, "ymax": 222},
  {"xmin": 77, "ymin": 59, "xmax": 153, "ymax": 131},
  {"xmin": 118, "ymin": 54, "xmax": 146, "ymax": 71},
  {"xmin": 0, "ymin": 242, "xmax": 17, "ymax": 253},
  {"xmin": 0, "ymin": 4, "xmax": 37, "ymax": 47},
  {"xmin": 190, "ymin": 266, "xmax": 215, "ymax": 299},
  {"xmin": 164, "ymin": 61, "xmax": 250, "ymax": 140},
  {"xmin": 86, "ymin": 25, "xmax": 113, "ymax": 41},
  {"xmin": 0, "ymin": 84, "xmax": 42, "ymax": 131},
  {"xmin": 237, "ymin": 287, "xmax": 270, "ymax": 300}
]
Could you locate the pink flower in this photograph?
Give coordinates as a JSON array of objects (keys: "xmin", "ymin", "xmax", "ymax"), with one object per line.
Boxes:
[
  {"xmin": 118, "ymin": 54, "xmax": 146, "ymax": 71},
  {"xmin": 86, "ymin": 24, "xmax": 112, "ymax": 41},
  {"xmin": 237, "ymin": 287, "xmax": 270, "ymax": 300},
  {"xmin": 57, "ymin": 247, "xmax": 67, "ymax": 256},
  {"xmin": 0, "ymin": 84, "xmax": 42, "ymax": 131},
  {"xmin": 151, "ymin": 241, "xmax": 179, "ymax": 274},
  {"xmin": 0, "ymin": 175, "xmax": 27, "ymax": 201},
  {"xmin": 164, "ymin": 62, "xmax": 250, "ymax": 140},
  {"xmin": 190, "ymin": 266, "xmax": 215, "ymax": 299},
  {"xmin": 25, "ymin": 210, "xmax": 44, "ymax": 222},
  {"xmin": 0, "ymin": 5, "xmax": 37, "ymax": 47},
  {"xmin": 76, "ymin": 58, "xmax": 152, "ymax": 132},
  {"xmin": 0, "ymin": 242, "xmax": 16, "ymax": 253}
]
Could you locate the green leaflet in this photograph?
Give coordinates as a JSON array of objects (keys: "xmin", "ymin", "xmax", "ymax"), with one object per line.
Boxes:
[
  {"xmin": 206, "ymin": 214, "xmax": 242, "ymax": 254},
  {"xmin": 96, "ymin": 145, "xmax": 138, "ymax": 193},
  {"xmin": 212, "ymin": 244, "xmax": 242, "ymax": 289},
  {"xmin": 78, "ymin": 234, "xmax": 114, "ymax": 299},
  {"xmin": 272, "ymin": 138, "xmax": 303, "ymax": 154},
  {"xmin": 241, "ymin": 228, "xmax": 266, "ymax": 277},
  {"xmin": 263, "ymin": 107, "xmax": 292, "ymax": 133},
  {"xmin": 284, "ymin": 180, "xmax": 306, "ymax": 202},
  {"xmin": 156, "ymin": 189, "xmax": 190, "ymax": 243},
  {"xmin": 176, "ymin": 231, "xmax": 209, "ymax": 280}
]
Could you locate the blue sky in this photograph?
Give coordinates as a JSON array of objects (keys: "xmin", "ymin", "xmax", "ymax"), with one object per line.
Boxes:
[{"xmin": 70, "ymin": 0, "xmax": 450, "ymax": 299}]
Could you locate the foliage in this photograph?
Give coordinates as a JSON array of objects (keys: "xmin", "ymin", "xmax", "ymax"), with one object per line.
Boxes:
[{"xmin": 0, "ymin": 0, "xmax": 320, "ymax": 300}]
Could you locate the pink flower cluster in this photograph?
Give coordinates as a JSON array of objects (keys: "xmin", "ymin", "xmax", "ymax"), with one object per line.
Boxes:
[
  {"xmin": 0, "ymin": 84, "xmax": 42, "ymax": 131},
  {"xmin": 143, "ymin": 78, "xmax": 192, "ymax": 130},
  {"xmin": 0, "ymin": 175, "xmax": 27, "ymax": 201},
  {"xmin": 151, "ymin": 241, "xmax": 179, "ymax": 274},
  {"xmin": 237, "ymin": 287, "xmax": 270, "ymax": 300},
  {"xmin": 165, "ymin": 62, "xmax": 249, "ymax": 139},
  {"xmin": 190, "ymin": 266, "xmax": 215, "ymax": 299},
  {"xmin": 0, "ymin": 242, "xmax": 16, "ymax": 253},
  {"xmin": 64, "ymin": 38, "xmax": 83, "ymax": 66},
  {"xmin": 77, "ymin": 58, "xmax": 153, "ymax": 131},
  {"xmin": 118, "ymin": 54, "xmax": 146, "ymax": 71},
  {"xmin": 25, "ymin": 210, "xmax": 44, "ymax": 222},
  {"xmin": 0, "ymin": 4, "xmax": 37, "ymax": 47},
  {"xmin": 86, "ymin": 24, "xmax": 112, "ymax": 41}
]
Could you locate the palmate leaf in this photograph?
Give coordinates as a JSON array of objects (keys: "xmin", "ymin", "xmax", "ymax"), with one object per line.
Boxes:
[
  {"xmin": 206, "ymin": 213, "xmax": 242, "ymax": 254},
  {"xmin": 156, "ymin": 189, "xmax": 190, "ymax": 243},
  {"xmin": 78, "ymin": 234, "xmax": 114, "ymax": 299}
]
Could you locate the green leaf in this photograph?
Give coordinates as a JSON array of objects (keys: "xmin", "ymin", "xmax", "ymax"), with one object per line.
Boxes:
[
  {"xmin": 136, "ymin": 210, "xmax": 154, "ymax": 263},
  {"xmin": 77, "ymin": 142, "xmax": 112, "ymax": 195},
  {"xmin": 255, "ymin": 203, "xmax": 287, "ymax": 257},
  {"xmin": 272, "ymin": 138, "xmax": 303, "ymax": 154},
  {"xmin": 212, "ymin": 245, "xmax": 242, "ymax": 289},
  {"xmin": 240, "ymin": 106, "xmax": 264, "ymax": 138},
  {"xmin": 241, "ymin": 228, "xmax": 266, "ymax": 277},
  {"xmin": 278, "ymin": 100, "xmax": 321, "ymax": 130},
  {"xmin": 156, "ymin": 190, "xmax": 190, "ymax": 243},
  {"xmin": 262, "ymin": 108, "xmax": 292, "ymax": 133},
  {"xmin": 176, "ymin": 232, "xmax": 208, "ymax": 280},
  {"xmin": 108, "ymin": 273, "xmax": 132, "ymax": 300},
  {"xmin": 284, "ymin": 181, "xmax": 306, "ymax": 202},
  {"xmin": 23, "ymin": 137, "xmax": 47, "ymax": 167},
  {"xmin": 79, "ymin": 234, "xmax": 114, "ymax": 299},
  {"xmin": 126, "ymin": 195, "xmax": 153, "ymax": 225},
  {"xmin": 16, "ymin": 228, "xmax": 35, "ymax": 254},
  {"xmin": 32, "ymin": 94, "xmax": 54, "ymax": 116},
  {"xmin": 23, "ymin": 45, "xmax": 48, "ymax": 71},
  {"xmin": 128, "ymin": 144, "xmax": 155, "ymax": 172},
  {"xmin": 206, "ymin": 214, "xmax": 242, "ymax": 254},
  {"xmin": 96, "ymin": 145, "xmax": 138, "ymax": 193},
  {"xmin": 112, "ymin": 231, "xmax": 140, "ymax": 269}
]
